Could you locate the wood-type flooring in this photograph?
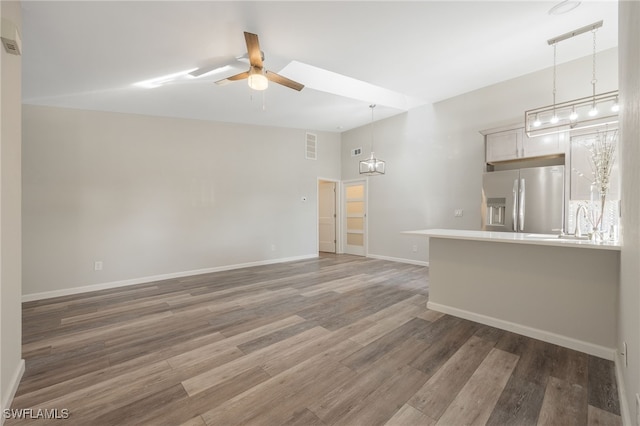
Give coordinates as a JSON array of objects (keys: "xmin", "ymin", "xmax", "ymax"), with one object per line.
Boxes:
[{"xmin": 10, "ymin": 254, "xmax": 621, "ymax": 425}]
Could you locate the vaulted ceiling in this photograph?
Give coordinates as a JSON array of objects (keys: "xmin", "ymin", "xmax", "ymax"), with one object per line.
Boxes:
[{"xmin": 21, "ymin": 1, "xmax": 618, "ymax": 132}]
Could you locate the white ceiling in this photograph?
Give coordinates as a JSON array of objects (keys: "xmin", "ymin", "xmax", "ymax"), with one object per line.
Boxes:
[{"xmin": 21, "ymin": 1, "xmax": 618, "ymax": 132}]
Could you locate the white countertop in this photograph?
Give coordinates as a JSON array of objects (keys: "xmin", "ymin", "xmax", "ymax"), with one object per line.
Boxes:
[{"xmin": 404, "ymin": 229, "xmax": 621, "ymax": 251}]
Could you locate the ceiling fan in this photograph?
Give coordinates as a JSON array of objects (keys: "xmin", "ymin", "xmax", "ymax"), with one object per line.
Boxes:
[{"xmin": 215, "ymin": 32, "xmax": 304, "ymax": 92}]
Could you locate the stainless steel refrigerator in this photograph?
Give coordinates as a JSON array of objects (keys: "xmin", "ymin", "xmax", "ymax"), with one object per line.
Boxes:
[{"xmin": 481, "ymin": 165, "xmax": 564, "ymax": 234}]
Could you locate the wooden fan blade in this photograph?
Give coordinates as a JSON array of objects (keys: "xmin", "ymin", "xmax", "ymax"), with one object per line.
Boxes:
[
  {"xmin": 244, "ymin": 32, "xmax": 264, "ymax": 68},
  {"xmin": 215, "ymin": 71, "xmax": 249, "ymax": 85},
  {"xmin": 266, "ymin": 71, "xmax": 304, "ymax": 91}
]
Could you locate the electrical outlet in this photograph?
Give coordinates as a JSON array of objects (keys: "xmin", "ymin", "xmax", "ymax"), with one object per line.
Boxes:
[
  {"xmin": 454, "ymin": 209, "xmax": 464, "ymax": 217},
  {"xmin": 94, "ymin": 261, "xmax": 103, "ymax": 271},
  {"xmin": 270, "ymin": 244, "xmax": 276, "ymax": 252},
  {"xmin": 412, "ymin": 244, "xmax": 418, "ymax": 253},
  {"xmin": 623, "ymin": 341, "xmax": 628, "ymax": 367}
]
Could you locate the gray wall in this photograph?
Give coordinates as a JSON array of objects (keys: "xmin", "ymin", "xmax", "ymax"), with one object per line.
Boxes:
[
  {"xmin": 22, "ymin": 106, "xmax": 341, "ymax": 298},
  {"xmin": 618, "ymin": 1, "xmax": 640, "ymax": 423},
  {"xmin": 1, "ymin": 0, "xmax": 23, "ymax": 414},
  {"xmin": 340, "ymin": 48, "xmax": 618, "ymax": 264}
]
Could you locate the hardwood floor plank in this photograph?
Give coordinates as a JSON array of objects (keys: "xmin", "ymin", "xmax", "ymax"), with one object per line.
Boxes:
[
  {"xmin": 485, "ymin": 375, "xmax": 545, "ymax": 426},
  {"xmin": 179, "ymin": 416, "xmax": 207, "ymax": 426},
  {"xmin": 537, "ymin": 376, "xmax": 588, "ymax": 426},
  {"xmin": 237, "ymin": 320, "xmax": 318, "ymax": 354},
  {"xmin": 384, "ymin": 404, "xmax": 437, "ymax": 426},
  {"xmin": 550, "ymin": 345, "xmax": 588, "ymax": 388},
  {"xmin": 332, "ymin": 364, "xmax": 429, "ymax": 426},
  {"xmin": 181, "ymin": 326, "xmax": 330, "ymax": 396},
  {"xmin": 408, "ymin": 335, "xmax": 495, "ymax": 418},
  {"xmin": 200, "ymin": 356, "xmax": 355, "ymax": 426},
  {"xmin": 436, "ymin": 348, "xmax": 519, "ymax": 426},
  {"xmin": 409, "ymin": 316, "xmax": 480, "ymax": 377},
  {"xmin": 340, "ymin": 317, "xmax": 432, "ymax": 371},
  {"xmin": 588, "ymin": 355, "xmax": 621, "ymax": 415},
  {"xmin": 133, "ymin": 367, "xmax": 272, "ymax": 426},
  {"xmin": 587, "ymin": 404, "xmax": 623, "ymax": 426},
  {"xmin": 349, "ymin": 304, "xmax": 423, "ymax": 346}
]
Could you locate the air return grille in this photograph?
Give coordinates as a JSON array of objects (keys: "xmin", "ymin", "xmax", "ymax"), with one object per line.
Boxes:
[{"xmin": 305, "ymin": 132, "xmax": 317, "ymax": 160}]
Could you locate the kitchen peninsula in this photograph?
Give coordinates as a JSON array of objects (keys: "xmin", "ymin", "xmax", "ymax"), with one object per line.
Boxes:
[{"xmin": 406, "ymin": 229, "xmax": 620, "ymax": 360}]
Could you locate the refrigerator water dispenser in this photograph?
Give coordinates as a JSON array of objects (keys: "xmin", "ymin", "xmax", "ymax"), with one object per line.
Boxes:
[{"xmin": 486, "ymin": 198, "xmax": 506, "ymax": 226}]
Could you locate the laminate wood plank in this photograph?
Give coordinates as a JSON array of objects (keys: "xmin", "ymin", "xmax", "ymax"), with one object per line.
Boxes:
[
  {"xmin": 260, "ymin": 327, "xmax": 365, "ymax": 377},
  {"xmin": 179, "ymin": 416, "xmax": 206, "ymax": 426},
  {"xmin": 436, "ymin": 348, "xmax": 519, "ymax": 426},
  {"xmin": 13, "ymin": 331, "xmax": 226, "ymax": 407},
  {"xmin": 181, "ymin": 326, "xmax": 330, "ymax": 396},
  {"xmin": 21, "ymin": 308, "xmax": 175, "ymax": 355},
  {"xmin": 300, "ymin": 275, "xmax": 367, "ymax": 296},
  {"xmin": 550, "ymin": 345, "xmax": 588, "ymax": 388},
  {"xmin": 200, "ymin": 356, "xmax": 356, "ymax": 426},
  {"xmin": 332, "ymin": 364, "xmax": 428, "ymax": 426},
  {"xmin": 349, "ymin": 303, "xmax": 423, "ymax": 346},
  {"xmin": 281, "ymin": 408, "xmax": 327, "ymax": 426},
  {"xmin": 417, "ymin": 309, "xmax": 445, "ymax": 322},
  {"xmin": 496, "ymin": 332, "xmax": 555, "ymax": 387},
  {"xmin": 409, "ymin": 316, "xmax": 480, "ymax": 377},
  {"xmin": 128, "ymin": 367, "xmax": 272, "ymax": 426},
  {"xmin": 58, "ymin": 296, "xmax": 181, "ymax": 325},
  {"xmin": 340, "ymin": 317, "xmax": 431, "ymax": 371},
  {"xmin": 485, "ymin": 375, "xmax": 545, "ymax": 426},
  {"xmin": 362, "ymin": 294, "xmax": 428, "ymax": 321},
  {"xmin": 237, "ymin": 320, "xmax": 318, "ymax": 354},
  {"xmin": 537, "ymin": 376, "xmax": 588, "ymax": 426},
  {"xmin": 309, "ymin": 348, "xmax": 409, "ymax": 422},
  {"xmin": 408, "ymin": 335, "xmax": 495, "ymax": 418},
  {"xmin": 588, "ymin": 355, "xmax": 621, "ymax": 415},
  {"xmin": 15, "ymin": 361, "xmax": 175, "ymax": 423},
  {"xmin": 384, "ymin": 403, "xmax": 437, "ymax": 426},
  {"xmin": 92, "ymin": 383, "xmax": 188, "ymax": 425},
  {"xmin": 587, "ymin": 404, "xmax": 623, "ymax": 426},
  {"xmin": 473, "ymin": 324, "xmax": 505, "ymax": 344}
]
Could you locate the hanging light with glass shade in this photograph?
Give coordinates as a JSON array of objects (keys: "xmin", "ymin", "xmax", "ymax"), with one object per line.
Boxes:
[
  {"xmin": 524, "ymin": 20, "xmax": 619, "ymax": 138},
  {"xmin": 359, "ymin": 104, "xmax": 386, "ymax": 175}
]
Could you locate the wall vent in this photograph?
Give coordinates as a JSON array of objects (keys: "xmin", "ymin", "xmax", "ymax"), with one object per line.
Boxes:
[
  {"xmin": 305, "ymin": 132, "xmax": 317, "ymax": 160},
  {"xmin": 1, "ymin": 18, "xmax": 22, "ymax": 56},
  {"xmin": 351, "ymin": 147, "xmax": 362, "ymax": 157}
]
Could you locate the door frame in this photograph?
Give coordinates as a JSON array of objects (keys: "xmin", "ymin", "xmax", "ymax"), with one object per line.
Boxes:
[
  {"xmin": 317, "ymin": 177, "xmax": 341, "ymax": 254},
  {"xmin": 341, "ymin": 178, "xmax": 368, "ymax": 256}
]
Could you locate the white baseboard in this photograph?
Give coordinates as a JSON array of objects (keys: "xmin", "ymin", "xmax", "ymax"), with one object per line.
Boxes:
[
  {"xmin": 22, "ymin": 254, "xmax": 319, "ymax": 302},
  {"xmin": 366, "ymin": 253, "xmax": 428, "ymax": 267},
  {"xmin": 1, "ymin": 359, "xmax": 25, "ymax": 425},
  {"xmin": 427, "ymin": 301, "xmax": 616, "ymax": 360},
  {"xmin": 615, "ymin": 356, "xmax": 633, "ymax": 426}
]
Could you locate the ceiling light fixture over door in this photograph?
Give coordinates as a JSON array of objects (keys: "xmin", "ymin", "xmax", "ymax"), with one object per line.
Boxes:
[
  {"xmin": 524, "ymin": 20, "xmax": 619, "ymax": 138},
  {"xmin": 359, "ymin": 104, "xmax": 386, "ymax": 176}
]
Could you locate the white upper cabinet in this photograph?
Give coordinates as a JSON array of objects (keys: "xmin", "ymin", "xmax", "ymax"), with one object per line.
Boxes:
[
  {"xmin": 523, "ymin": 132, "xmax": 566, "ymax": 159},
  {"xmin": 485, "ymin": 127, "xmax": 566, "ymax": 163}
]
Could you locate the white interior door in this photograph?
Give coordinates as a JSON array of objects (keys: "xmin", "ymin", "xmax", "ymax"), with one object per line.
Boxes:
[
  {"xmin": 318, "ymin": 180, "xmax": 336, "ymax": 253},
  {"xmin": 343, "ymin": 181, "xmax": 366, "ymax": 256}
]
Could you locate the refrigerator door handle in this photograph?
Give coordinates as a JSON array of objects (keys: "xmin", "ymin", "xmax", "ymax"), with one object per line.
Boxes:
[
  {"xmin": 512, "ymin": 179, "xmax": 518, "ymax": 231},
  {"xmin": 519, "ymin": 178, "xmax": 526, "ymax": 231}
]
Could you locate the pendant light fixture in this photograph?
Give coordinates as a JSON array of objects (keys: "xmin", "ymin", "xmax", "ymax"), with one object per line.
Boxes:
[
  {"xmin": 524, "ymin": 20, "xmax": 619, "ymax": 138},
  {"xmin": 359, "ymin": 104, "xmax": 386, "ymax": 175}
]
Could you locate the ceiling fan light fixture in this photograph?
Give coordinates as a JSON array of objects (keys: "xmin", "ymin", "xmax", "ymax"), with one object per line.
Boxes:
[{"xmin": 248, "ymin": 67, "xmax": 268, "ymax": 91}]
